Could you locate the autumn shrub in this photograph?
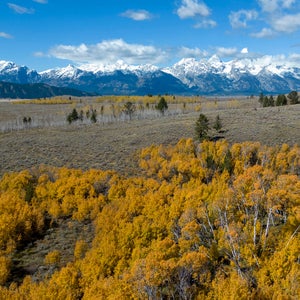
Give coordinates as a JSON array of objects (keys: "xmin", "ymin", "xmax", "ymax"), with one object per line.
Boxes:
[
  {"xmin": 44, "ymin": 250, "xmax": 61, "ymax": 266},
  {"xmin": 0, "ymin": 256, "xmax": 11, "ymax": 285},
  {"xmin": 74, "ymin": 240, "xmax": 88, "ymax": 260}
]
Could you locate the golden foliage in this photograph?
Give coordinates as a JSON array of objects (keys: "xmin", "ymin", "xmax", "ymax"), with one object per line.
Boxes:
[
  {"xmin": 0, "ymin": 139, "xmax": 299, "ymax": 299},
  {"xmin": 13, "ymin": 97, "xmax": 76, "ymax": 105},
  {"xmin": 0, "ymin": 256, "xmax": 11, "ymax": 285},
  {"xmin": 44, "ymin": 250, "xmax": 61, "ymax": 266}
]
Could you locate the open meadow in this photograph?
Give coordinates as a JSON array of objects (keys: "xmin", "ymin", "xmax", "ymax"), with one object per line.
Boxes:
[{"xmin": 0, "ymin": 95, "xmax": 299, "ymax": 177}]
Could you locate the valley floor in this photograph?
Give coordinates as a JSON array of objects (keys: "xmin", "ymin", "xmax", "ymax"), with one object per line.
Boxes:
[{"xmin": 0, "ymin": 103, "xmax": 299, "ymax": 178}]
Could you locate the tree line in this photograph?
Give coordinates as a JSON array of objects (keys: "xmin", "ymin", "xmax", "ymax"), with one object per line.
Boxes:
[
  {"xmin": 66, "ymin": 97, "xmax": 168, "ymax": 124},
  {"xmin": 259, "ymin": 90, "xmax": 299, "ymax": 107}
]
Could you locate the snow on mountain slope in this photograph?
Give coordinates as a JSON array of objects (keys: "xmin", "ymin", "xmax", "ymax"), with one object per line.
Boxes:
[
  {"xmin": 1, "ymin": 56, "xmax": 300, "ymax": 95},
  {"xmin": 0, "ymin": 60, "xmax": 40, "ymax": 83},
  {"xmin": 163, "ymin": 55, "xmax": 300, "ymax": 92},
  {"xmin": 40, "ymin": 64, "xmax": 87, "ymax": 80},
  {"xmin": 0, "ymin": 60, "xmax": 18, "ymax": 72},
  {"xmin": 79, "ymin": 60, "xmax": 159, "ymax": 75}
]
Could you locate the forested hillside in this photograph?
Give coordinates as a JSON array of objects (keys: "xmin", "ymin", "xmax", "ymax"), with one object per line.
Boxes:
[
  {"xmin": 0, "ymin": 81, "xmax": 95, "ymax": 99},
  {"xmin": 0, "ymin": 139, "xmax": 299, "ymax": 299}
]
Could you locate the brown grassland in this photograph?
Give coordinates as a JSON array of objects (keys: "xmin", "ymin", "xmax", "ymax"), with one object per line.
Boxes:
[{"xmin": 1, "ymin": 96, "xmax": 299, "ymax": 177}]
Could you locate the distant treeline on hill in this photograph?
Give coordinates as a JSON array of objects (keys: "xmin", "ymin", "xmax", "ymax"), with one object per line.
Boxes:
[
  {"xmin": 0, "ymin": 81, "xmax": 96, "ymax": 99},
  {"xmin": 259, "ymin": 90, "xmax": 299, "ymax": 107}
]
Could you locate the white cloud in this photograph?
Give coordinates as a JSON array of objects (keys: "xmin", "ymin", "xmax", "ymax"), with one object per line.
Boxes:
[
  {"xmin": 178, "ymin": 46, "xmax": 209, "ymax": 58},
  {"xmin": 120, "ymin": 9, "xmax": 153, "ymax": 21},
  {"xmin": 33, "ymin": 0, "xmax": 48, "ymax": 3},
  {"xmin": 241, "ymin": 48, "xmax": 248, "ymax": 54},
  {"xmin": 48, "ymin": 39, "xmax": 168, "ymax": 65},
  {"xmin": 258, "ymin": 0, "xmax": 296, "ymax": 12},
  {"xmin": 257, "ymin": 0, "xmax": 279, "ymax": 13},
  {"xmin": 271, "ymin": 13, "xmax": 300, "ymax": 33},
  {"xmin": 8, "ymin": 3, "xmax": 34, "ymax": 14},
  {"xmin": 251, "ymin": 27, "xmax": 276, "ymax": 38},
  {"xmin": 253, "ymin": 1, "xmax": 300, "ymax": 37},
  {"xmin": 194, "ymin": 19, "xmax": 217, "ymax": 28},
  {"xmin": 282, "ymin": 0, "xmax": 296, "ymax": 9},
  {"xmin": 229, "ymin": 10, "xmax": 258, "ymax": 29},
  {"xmin": 215, "ymin": 47, "xmax": 238, "ymax": 57},
  {"xmin": 0, "ymin": 32, "xmax": 13, "ymax": 39},
  {"xmin": 177, "ymin": 0, "xmax": 210, "ymax": 19},
  {"xmin": 288, "ymin": 53, "xmax": 300, "ymax": 65},
  {"xmin": 253, "ymin": 53, "xmax": 300, "ymax": 68}
]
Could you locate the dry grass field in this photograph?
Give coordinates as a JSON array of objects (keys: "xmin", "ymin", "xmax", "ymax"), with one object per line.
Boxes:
[{"xmin": 0, "ymin": 96, "xmax": 299, "ymax": 177}]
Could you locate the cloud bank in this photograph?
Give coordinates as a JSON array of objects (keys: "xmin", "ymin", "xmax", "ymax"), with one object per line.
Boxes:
[
  {"xmin": 228, "ymin": 0, "xmax": 300, "ymax": 38},
  {"xmin": 48, "ymin": 39, "xmax": 167, "ymax": 65}
]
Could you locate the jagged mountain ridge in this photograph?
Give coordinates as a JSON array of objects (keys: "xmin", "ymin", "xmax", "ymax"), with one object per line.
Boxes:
[
  {"xmin": 163, "ymin": 56, "xmax": 300, "ymax": 94},
  {"xmin": 39, "ymin": 63, "xmax": 189, "ymax": 95},
  {"xmin": 1, "ymin": 57, "xmax": 300, "ymax": 96}
]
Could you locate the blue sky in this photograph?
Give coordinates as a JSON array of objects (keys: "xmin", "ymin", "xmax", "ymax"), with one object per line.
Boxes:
[{"xmin": 1, "ymin": 0, "xmax": 300, "ymax": 71}]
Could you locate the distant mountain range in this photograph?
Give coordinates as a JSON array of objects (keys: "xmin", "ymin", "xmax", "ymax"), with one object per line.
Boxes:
[{"xmin": 1, "ymin": 57, "xmax": 300, "ymax": 97}]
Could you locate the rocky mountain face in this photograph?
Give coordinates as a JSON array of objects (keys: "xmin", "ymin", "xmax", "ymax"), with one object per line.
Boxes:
[{"xmin": 1, "ymin": 57, "xmax": 300, "ymax": 96}]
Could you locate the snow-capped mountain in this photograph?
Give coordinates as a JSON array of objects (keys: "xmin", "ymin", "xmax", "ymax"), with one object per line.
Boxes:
[
  {"xmin": 1, "ymin": 56, "xmax": 300, "ymax": 96},
  {"xmin": 38, "ymin": 61, "xmax": 188, "ymax": 95},
  {"xmin": 163, "ymin": 56, "xmax": 300, "ymax": 94},
  {"xmin": 0, "ymin": 60, "xmax": 40, "ymax": 83},
  {"xmin": 79, "ymin": 60, "xmax": 159, "ymax": 75}
]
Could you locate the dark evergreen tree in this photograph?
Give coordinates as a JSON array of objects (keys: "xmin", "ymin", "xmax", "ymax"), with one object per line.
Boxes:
[
  {"xmin": 155, "ymin": 97, "xmax": 168, "ymax": 115},
  {"xmin": 276, "ymin": 94, "xmax": 287, "ymax": 106},
  {"xmin": 287, "ymin": 90, "xmax": 299, "ymax": 104},
  {"xmin": 195, "ymin": 113, "xmax": 210, "ymax": 142},
  {"xmin": 269, "ymin": 95, "xmax": 275, "ymax": 106},
  {"xmin": 263, "ymin": 96, "xmax": 269, "ymax": 107},
  {"xmin": 67, "ymin": 108, "xmax": 79, "ymax": 124}
]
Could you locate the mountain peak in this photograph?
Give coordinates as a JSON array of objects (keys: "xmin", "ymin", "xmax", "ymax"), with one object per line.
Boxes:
[
  {"xmin": 207, "ymin": 55, "xmax": 223, "ymax": 66},
  {"xmin": 0, "ymin": 60, "xmax": 18, "ymax": 72},
  {"xmin": 176, "ymin": 58, "xmax": 197, "ymax": 65}
]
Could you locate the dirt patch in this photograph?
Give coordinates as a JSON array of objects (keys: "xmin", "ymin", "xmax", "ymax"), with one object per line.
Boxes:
[{"xmin": 10, "ymin": 218, "xmax": 94, "ymax": 283}]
